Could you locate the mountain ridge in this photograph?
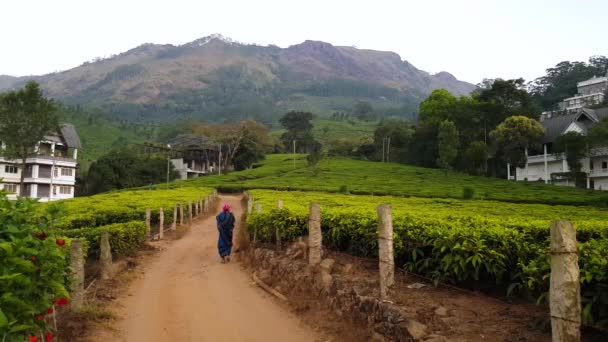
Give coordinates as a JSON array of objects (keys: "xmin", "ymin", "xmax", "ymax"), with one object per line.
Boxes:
[{"xmin": 2, "ymin": 34, "xmax": 476, "ymax": 122}]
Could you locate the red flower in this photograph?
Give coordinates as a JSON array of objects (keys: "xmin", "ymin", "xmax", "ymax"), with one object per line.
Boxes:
[
  {"xmin": 29, "ymin": 336, "xmax": 38, "ymax": 342},
  {"xmin": 44, "ymin": 332, "xmax": 53, "ymax": 342},
  {"xmin": 31, "ymin": 256, "xmax": 37, "ymax": 262},
  {"xmin": 47, "ymin": 308, "xmax": 53, "ymax": 314},
  {"xmin": 36, "ymin": 315, "xmax": 45, "ymax": 321},
  {"xmin": 55, "ymin": 297, "xmax": 68, "ymax": 306},
  {"xmin": 55, "ymin": 239, "xmax": 65, "ymax": 247}
]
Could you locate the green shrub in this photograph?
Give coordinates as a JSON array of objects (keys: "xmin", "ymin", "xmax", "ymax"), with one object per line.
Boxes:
[
  {"xmin": 246, "ymin": 190, "xmax": 608, "ymax": 328},
  {"xmin": 59, "ymin": 221, "xmax": 147, "ymax": 258},
  {"xmin": 0, "ymin": 197, "xmax": 70, "ymax": 341},
  {"xmin": 339, "ymin": 185, "xmax": 349, "ymax": 194},
  {"xmin": 463, "ymin": 186, "xmax": 475, "ymax": 199}
]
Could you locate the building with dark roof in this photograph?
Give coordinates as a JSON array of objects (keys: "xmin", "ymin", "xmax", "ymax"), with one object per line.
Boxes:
[
  {"xmin": 0, "ymin": 123, "xmax": 80, "ymax": 201},
  {"xmin": 167, "ymin": 134, "xmax": 221, "ymax": 179},
  {"xmin": 514, "ymin": 107, "xmax": 608, "ymax": 189}
]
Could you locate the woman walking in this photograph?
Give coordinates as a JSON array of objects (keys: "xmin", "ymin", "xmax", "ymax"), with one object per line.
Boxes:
[{"xmin": 216, "ymin": 204, "xmax": 236, "ymax": 263}]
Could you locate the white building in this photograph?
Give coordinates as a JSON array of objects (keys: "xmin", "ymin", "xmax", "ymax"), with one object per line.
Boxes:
[
  {"xmin": 0, "ymin": 124, "xmax": 81, "ymax": 201},
  {"xmin": 559, "ymin": 75, "xmax": 607, "ymax": 112},
  {"xmin": 513, "ymin": 107, "xmax": 608, "ymax": 190}
]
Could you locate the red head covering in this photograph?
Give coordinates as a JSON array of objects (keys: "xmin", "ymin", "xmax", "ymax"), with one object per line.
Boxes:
[{"xmin": 222, "ymin": 204, "xmax": 231, "ymax": 212}]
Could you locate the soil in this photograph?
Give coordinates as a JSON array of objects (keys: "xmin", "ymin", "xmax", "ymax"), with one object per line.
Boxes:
[{"xmin": 84, "ymin": 194, "xmax": 328, "ymax": 342}]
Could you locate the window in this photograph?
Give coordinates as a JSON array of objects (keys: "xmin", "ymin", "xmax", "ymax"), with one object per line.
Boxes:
[
  {"xmin": 4, "ymin": 184, "xmax": 17, "ymax": 193},
  {"xmin": 54, "ymin": 167, "xmax": 58, "ymax": 177},
  {"xmin": 61, "ymin": 168, "xmax": 73, "ymax": 176},
  {"xmin": 603, "ymin": 161, "xmax": 607, "ymax": 170},
  {"xmin": 4, "ymin": 165, "xmax": 18, "ymax": 174},
  {"xmin": 59, "ymin": 186, "xmax": 71, "ymax": 195}
]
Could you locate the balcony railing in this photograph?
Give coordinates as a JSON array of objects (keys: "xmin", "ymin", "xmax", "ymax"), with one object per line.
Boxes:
[{"xmin": 590, "ymin": 169, "xmax": 608, "ymax": 177}]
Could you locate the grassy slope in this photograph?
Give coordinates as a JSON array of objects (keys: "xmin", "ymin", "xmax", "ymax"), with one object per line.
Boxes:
[
  {"xmin": 64, "ymin": 113, "xmax": 146, "ymax": 170},
  {"xmin": 166, "ymin": 154, "xmax": 607, "ymax": 206},
  {"xmin": 270, "ymin": 118, "xmax": 377, "ymax": 146}
]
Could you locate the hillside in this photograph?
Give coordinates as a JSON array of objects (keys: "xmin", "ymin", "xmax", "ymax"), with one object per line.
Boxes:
[
  {"xmin": 6, "ymin": 34, "xmax": 475, "ymax": 122},
  {"xmin": 159, "ymin": 154, "xmax": 608, "ymax": 206}
]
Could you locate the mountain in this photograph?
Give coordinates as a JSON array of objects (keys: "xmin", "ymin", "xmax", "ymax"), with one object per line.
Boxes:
[
  {"xmin": 0, "ymin": 75, "xmax": 19, "ymax": 92},
  {"xmin": 6, "ymin": 34, "xmax": 475, "ymax": 122}
]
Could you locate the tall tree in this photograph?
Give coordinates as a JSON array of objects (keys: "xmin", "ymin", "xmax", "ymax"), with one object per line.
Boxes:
[
  {"xmin": 279, "ymin": 111, "xmax": 319, "ymax": 153},
  {"xmin": 464, "ymin": 141, "xmax": 489, "ymax": 175},
  {"xmin": 0, "ymin": 81, "xmax": 60, "ymax": 196},
  {"xmin": 192, "ymin": 120, "xmax": 271, "ymax": 171},
  {"xmin": 418, "ymin": 89, "xmax": 458, "ymax": 125},
  {"xmin": 489, "ymin": 116, "xmax": 544, "ymax": 168},
  {"xmin": 436, "ymin": 120, "xmax": 459, "ymax": 174},
  {"xmin": 373, "ymin": 120, "xmax": 415, "ymax": 163},
  {"xmin": 554, "ymin": 132, "xmax": 588, "ymax": 184}
]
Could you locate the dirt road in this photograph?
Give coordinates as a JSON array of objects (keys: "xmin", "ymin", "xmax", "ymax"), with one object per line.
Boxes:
[{"xmin": 105, "ymin": 195, "xmax": 323, "ymax": 342}]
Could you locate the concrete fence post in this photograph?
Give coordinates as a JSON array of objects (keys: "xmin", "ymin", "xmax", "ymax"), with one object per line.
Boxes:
[
  {"xmin": 247, "ymin": 196, "xmax": 253, "ymax": 214},
  {"xmin": 100, "ymin": 230, "xmax": 112, "ymax": 280},
  {"xmin": 377, "ymin": 204, "xmax": 395, "ymax": 300},
  {"xmin": 189, "ymin": 201, "xmax": 193, "ymax": 223},
  {"xmin": 159, "ymin": 208, "xmax": 164, "ymax": 239},
  {"xmin": 308, "ymin": 202, "xmax": 322, "ymax": 266},
  {"xmin": 204, "ymin": 198, "xmax": 208, "ymax": 212},
  {"xmin": 172, "ymin": 206, "xmax": 177, "ymax": 230},
  {"xmin": 550, "ymin": 220, "xmax": 581, "ymax": 342},
  {"xmin": 70, "ymin": 239, "xmax": 85, "ymax": 310},
  {"xmin": 179, "ymin": 204, "xmax": 184, "ymax": 226},
  {"xmin": 276, "ymin": 200, "xmax": 283, "ymax": 251},
  {"xmin": 145, "ymin": 208, "xmax": 151, "ymax": 237},
  {"xmin": 195, "ymin": 201, "xmax": 199, "ymax": 217}
]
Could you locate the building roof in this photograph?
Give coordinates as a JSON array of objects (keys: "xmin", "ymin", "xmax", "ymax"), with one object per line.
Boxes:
[
  {"xmin": 59, "ymin": 123, "xmax": 82, "ymax": 149},
  {"xmin": 540, "ymin": 107, "xmax": 608, "ymax": 143},
  {"xmin": 167, "ymin": 134, "xmax": 218, "ymax": 150}
]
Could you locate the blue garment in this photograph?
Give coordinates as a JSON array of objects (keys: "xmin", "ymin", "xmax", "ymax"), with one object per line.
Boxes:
[{"xmin": 216, "ymin": 211, "xmax": 235, "ymax": 257}]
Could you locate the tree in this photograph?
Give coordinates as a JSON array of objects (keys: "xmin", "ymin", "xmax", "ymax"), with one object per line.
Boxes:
[
  {"xmin": 588, "ymin": 118, "xmax": 608, "ymax": 147},
  {"xmin": 0, "ymin": 81, "xmax": 60, "ymax": 196},
  {"xmin": 489, "ymin": 116, "xmax": 544, "ymax": 168},
  {"xmin": 477, "ymin": 78, "xmax": 539, "ymax": 120},
  {"xmin": 418, "ymin": 89, "xmax": 458, "ymax": 125},
  {"xmin": 373, "ymin": 120, "xmax": 415, "ymax": 163},
  {"xmin": 83, "ymin": 149, "xmax": 179, "ymax": 195},
  {"xmin": 279, "ymin": 111, "xmax": 319, "ymax": 153},
  {"xmin": 436, "ymin": 120, "xmax": 459, "ymax": 174},
  {"xmin": 192, "ymin": 120, "xmax": 272, "ymax": 171},
  {"xmin": 353, "ymin": 101, "xmax": 376, "ymax": 121},
  {"xmin": 554, "ymin": 132, "xmax": 588, "ymax": 184},
  {"xmin": 464, "ymin": 141, "xmax": 489, "ymax": 175}
]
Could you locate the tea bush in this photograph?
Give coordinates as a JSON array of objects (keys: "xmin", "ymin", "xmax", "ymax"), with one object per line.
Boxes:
[
  {"xmin": 38, "ymin": 186, "xmax": 214, "ymax": 230},
  {"xmin": 247, "ymin": 190, "xmax": 608, "ymax": 327},
  {"xmin": 58, "ymin": 221, "xmax": 147, "ymax": 258}
]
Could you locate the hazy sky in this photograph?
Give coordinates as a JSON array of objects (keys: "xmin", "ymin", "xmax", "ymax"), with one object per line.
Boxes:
[{"xmin": 1, "ymin": 0, "xmax": 606, "ymax": 84}]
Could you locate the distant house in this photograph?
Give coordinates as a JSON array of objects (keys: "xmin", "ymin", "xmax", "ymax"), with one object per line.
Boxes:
[
  {"xmin": 167, "ymin": 134, "xmax": 221, "ymax": 180},
  {"xmin": 0, "ymin": 124, "xmax": 81, "ymax": 201},
  {"xmin": 558, "ymin": 75, "xmax": 607, "ymax": 112},
  {"xmin": 540, "ymin": 74, "xmax": 608, "ymax": 119},
  {"xmin": 513, "ymin": 107, "xmax": 608, "ymax": 190}
]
